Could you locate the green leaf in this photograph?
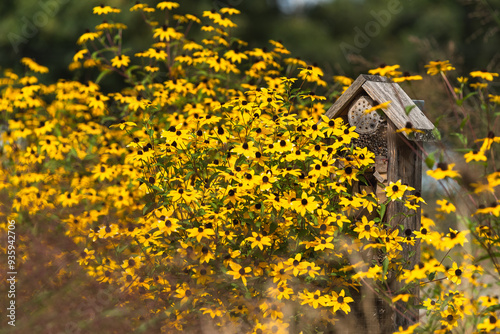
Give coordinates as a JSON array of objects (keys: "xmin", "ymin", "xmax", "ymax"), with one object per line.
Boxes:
[
  {"xmin": 431, "ymin": 127, "xmax": 442, "ymax": 141},
  {"xmin": 142, "ymin": 201, "xmax": 153, "ymax": 215},
  {"xmin": 451, "ymin": 132, "xmax": 467, "ymax": 146},
  {"xmin": 456, "ymin": 91, "xmax": 477, "ymax": 106},
  {"xmin": 459, "ymin": 115, "xmax": 470, "ymax": 131},
  {"xmin": 475, "ymin": 252, "xmax": 500, "ymax": 264},
  {"xmin": 378, "ymin": 203, "xmax": 387, "ymax": 220},
  {"xmin": 151, "ymin": 185, "xmax": 163, "ymax": 192},
  {"xmin": 382, "ymin": 257, "xmax": 389, "ymax": 281},
  {"xmin": 95, "ymin": 69, "xmax": 113, "ymax": 85},
  {"xmin": 405, "ymin": 105, "xmax": 416, "ymax": 116},
  {"xmin": 485, "ymin": 304, "xmax": 500, "ymax": 313},
  {"xmin": 425, "ymin": 151, "xmax": 436, "ymax": 169}
]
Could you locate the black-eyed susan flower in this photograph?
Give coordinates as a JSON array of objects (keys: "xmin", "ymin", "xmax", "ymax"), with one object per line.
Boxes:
[
  {"xmin": 426, "ymin": 162, "xmax": 460, "ymax": 180},
  {"xmin": 436, "ymin": 199, "xmax": 456, "ymax": 214},
  {"xmin": 244, "ymin": 232, "xmax": 272, "ymax": 250},
  {"xmin": 443, "ymin": 228, "xmax": 468, "ymax": 248},
  {"xmin": 77, "ymin": 30, "xmax": 103, "ymax": 44},
  {"xmin": 353, "ymin": 216, "xmax": 378, "ymax": 240},
  {"xmin": 474, "ymin": 201, "xmax": 500, "ymax": 216},
  {"xmin": 299, "ymin": 289, "xmax": 327, "ymax": 309},
  {"xmin": 312, "ymin": 236, "xmax": 335, "ymax": 251},
  {"xmin": 425, "ymin": 60, "xmax": 455, "ymax": 75},
  {"xmin": 489, "ymin": 94, "xmax": 500, "ymax": 104},
  {"xmin": 291, "ymin": 192, "xmax": 319, "ymax": 216},
  {"xmin": 464, "ymin": 149, "xmax": 487, "ymax": 162},
  {"xmin": 226, "ymin": 261, "xmax": 252, "ymax": 286},
  {"xmin": 368, "ymin": 64, "xmax": 401, "ymax": 77},
  {"xmin": 470, "ymin": 70, "xmax": 499, "ymax": 81},
  {"xmin": 284, "ymin": 253, "xmax": 307, "ymax": 276},
  {"xmin": 267, "ymin": 284, "xmax": 294, "ymax": 301},
  {"xmin": 98, "ymin": 224, "xmax": 119, "ymax": 239},
  {"xmin": 269, "ymin": 262, "xmax": 292, "ymax": 283},
  {"xmin": 392, "ymin": 72, "xmax": 423, "ymax": 83},
  {"xmin": 476, "ymin": 131, "xmax": 500, "ymax": 151},
  {"xmin": 446, "ymin": 262, "xmax": 463, "ymax": 284},
  {"xmin": 422, "ymin": 298, "xmax": 440, "ymax": 311},
  {"xmin": 174, "ymin": 283, "xmax": 193, "ymax": 305},
  {"xmin": 153, "ymin": 25, "xmax": 182, "ymax": 42},
  {"xmin": 333, "ymin": 75, "xmax": 353, "ymax": 86},
  {"xmin": 21, "ymin": 57, "xmax": 49, "ymax": 73},
  {"xmin": 385, "ymin": 180, "xmax": 409, "ymax": 201},
  {"xmin": 156, "ymin": 216, "xmax": 180, "ymax": 235},
  {"xmin": 470, "ymin": 81, "xmax": 488, "ymax": 90},
  {"xmin": 363, "ymin": 100, "xmax": 391, "ymax": 114},
  {"xmin": 57, "ymin": 190, "xmax": 80, "ymax": 207},
  {"xmin": 477, "ymin": 314, "xmax": 500, "ymax": 332},
  {"xmin": 157, "ymin": 1, "xmax": 180, "ymax": 10},
  {"xmin": 187, "ymin": 225, "xmax": 215, "ymax": 242},
  {"xmin": 93, "ymin": 4, "xmax": 120, "ymax": 15},
  {"xmin": 111, "ymin": 55, "xmax": 130, "ymax": 68},
  {"xmin": 328, "ymin": 289, "xmax": 354, "ymax": 314}
]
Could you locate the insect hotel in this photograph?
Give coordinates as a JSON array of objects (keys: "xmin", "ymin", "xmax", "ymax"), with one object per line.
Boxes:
[{"xmin": 325, "ymin": 74, "xmax": 437, "ymax": 331}]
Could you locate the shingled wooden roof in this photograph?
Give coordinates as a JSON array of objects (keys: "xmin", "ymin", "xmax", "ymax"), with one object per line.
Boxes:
[{"xmin": 325, "ymin": 74, "xmax": 436, "ymax": 141}]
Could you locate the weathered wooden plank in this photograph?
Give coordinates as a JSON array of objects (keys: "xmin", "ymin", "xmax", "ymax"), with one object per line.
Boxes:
[
  {"xmin": 362, "ymin": 81, "xmax": 436, "ymax": 141},
  {"xmin": 325, "ymin": 75, "xmax": 368, "ymax": 119},
  {"xmin": 325, "ymin": 75, "xmax": 394, "ymax": 119},
  {"xmin": 384, "ymin": 120, "xmax": 422, "ymax": 331}
]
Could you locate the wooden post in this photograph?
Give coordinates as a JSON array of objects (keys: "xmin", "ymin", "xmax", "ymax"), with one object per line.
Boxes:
[{"xmin": 325, "ymin": 76, "xmax": 435, "ymax": 333}]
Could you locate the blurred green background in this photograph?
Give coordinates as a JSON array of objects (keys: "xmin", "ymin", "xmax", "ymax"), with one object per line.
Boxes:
[{"xmin": 1, "ymin": 0, "xmax": 499, "ymax": 82}]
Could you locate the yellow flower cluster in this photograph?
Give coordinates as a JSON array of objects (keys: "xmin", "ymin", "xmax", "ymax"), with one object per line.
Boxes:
[{"xmin": 1, "ymin": 2, "xmax": 499, "ymax": 333}]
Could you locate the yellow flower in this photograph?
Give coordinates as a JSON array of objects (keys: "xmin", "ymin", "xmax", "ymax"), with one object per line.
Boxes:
[
  {"xmin": 392, "ymin": 73, "xmax": 423, "ymax": 83},
  {"xmin": 97, "ymin": 224, "xmax": 119, "ymax": 239},
  {"xmin": 489, "ymin": 94, "xmax": 500, "ymax": 104},
  {"xmin": 174, "ymin": 283, "xmax": 193, "ymax": 305},
  {"xmin": 446, "ymin": 262, "xmax": 463, "ymax": 284},
  {"xmin": 477, "ymin": 314, "xmax": 500, "ymax": 332},
  {"xmin": 436, "ymin": 199, "xmax": 456, "ymax": 213},
  {"xmin": 426, "ymin": 162, "xmax": 460, "ymax": 180},
  {"xmin": 284, "ymin": 254, "xmax": 307, "ymax": 276},
  {"xmin": 396, "ymin": 121, "xmax": 424, "ymax": 135},
  {"xmin": 157, "ymin": 2, "xmax": 180, "ymax": 10},
  {"xmin": 226, "ymin": 261, "xmax": 252, "ymax": 286},
  {"xmin": 333, "ymin": 75, "xmax": 353, "ymax": 86},
  {"xmin": 299, "ymin": 289, "xmax": 327, "ymax": 309},
  {"xmin": 464, "ymin": 149, "xmax": 487, "ymax": 163},
  {"xmin": 93, "ymin": 5, "xmax": 120, "ymax": 15},
  {"xmin": 244, "ymin": 232, "xmax": 272, "ymax": 250},
  {"xmin": 470, "ymin": 82, "xmax": 488, "ymax": 90},
  {"xmin": 153, "ymin": 25, "xmax": 183, "ymax": 42},
  {"xmin": 328, "ymin": 289, "xmax": 354, "ymax": 314},
  {"xmin": 368, "ymin": 64, "xmax": 401, "ymax": 77},
  {"xmin": 21, "ymin": 57, "xmax": 49, "ymax": 73},
  {"xmin": 363, "ymin": 100, "xmax": 390, "ymax": 114},
  {"xmin": 73, "ymin": 49, "xmax": 88, "ymax": 62},
  {"xmin": 291, "ymin": 192, "xmax": 319, "ymax": 216},
  {"xmin": 470, "ymin": 70, "xmax": 499, "ymax": 81},
  {"xmin": 476, "ymin": 131, "xmax": 500, "ymax": 151},
  {"xmin": 385, "ymin": 180, "xmax": 409, "ymax": 201},
  {"xmin": 425, "ymin": 60, "xmax": 455, "ymax": 75},
  {"xmin": 220, "ymin": 7, "xmax": 241, "ymax": 15},
  {"xmin": 353, "ymin": 216, "xmax": 379, "ymax": 240},
  {"xmin": 109, "ymin": 121, "xmax": 137, "ymax": 130},
  {"xmin": 77, "ymin": 30, "xmax": 103, "ymax": 44},
  {"xmin": 187, "ymin": 225, "xmax": 215, "ymax": 242},
  {"xmin": 111, "ymin": 55, "xmax": 130, "ymax": 68}
]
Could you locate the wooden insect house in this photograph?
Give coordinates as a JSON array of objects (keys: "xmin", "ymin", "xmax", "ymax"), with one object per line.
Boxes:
[{"xmin": 325, "ymin": 74, "xmax": 437, "ymax": 332}]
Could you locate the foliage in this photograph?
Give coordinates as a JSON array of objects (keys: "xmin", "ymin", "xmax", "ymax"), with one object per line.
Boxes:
[{"xmin": 0, "ymin": 2, "xmax": 499, "ymax": 333}]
